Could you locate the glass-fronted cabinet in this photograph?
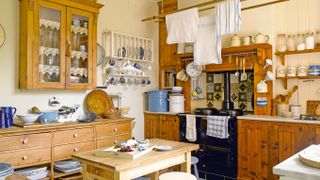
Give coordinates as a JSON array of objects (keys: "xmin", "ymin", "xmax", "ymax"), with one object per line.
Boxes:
[{"xmin": 19, "ymin": 0, "xmax": 102, "ymax": 90}]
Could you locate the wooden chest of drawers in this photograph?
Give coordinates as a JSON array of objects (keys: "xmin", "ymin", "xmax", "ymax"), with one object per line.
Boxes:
[{"xmin": 0, "ymin": 118, "xmax": 133, "ymax": 179}]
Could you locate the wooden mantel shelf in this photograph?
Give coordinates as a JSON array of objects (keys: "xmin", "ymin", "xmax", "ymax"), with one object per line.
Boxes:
[{"xmin": 275, "ymin": 48, "xmax": 320, "ymax": 56}]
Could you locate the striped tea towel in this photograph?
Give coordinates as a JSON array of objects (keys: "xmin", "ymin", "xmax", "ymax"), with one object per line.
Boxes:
[{"xmin": 206, "ymin": 116, "xmax": 230, "ymax": 139}]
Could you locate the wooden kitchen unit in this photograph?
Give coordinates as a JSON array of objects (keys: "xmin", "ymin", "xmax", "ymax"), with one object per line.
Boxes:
[
  {"xmin": 19, "ymin": 0, "xmax": 103, "ymax": 90},
  {"xmin": 238, "ymin": 119, "xmax": 320, "ymax": 180},
  {"xmin": 0, "ymin": 118, "xmax": 133, "ymax": 179},
  {"xmin": 72, "ymin": 138, "xmax": 199, "ymax": 180},
  {"xmin": 144, "ymin": 112, "xmax": 180, "ymax": 141}
]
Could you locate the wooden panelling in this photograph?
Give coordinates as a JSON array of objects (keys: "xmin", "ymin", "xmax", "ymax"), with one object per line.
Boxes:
[
  {"xmin": 144, "ymin": 114, "xmax": 159, "ymax": 139},
  {"xmin": 53, "ymin": 127, "xmax": 94, "ymax": 145},
  {"xmin": 54, "ymin": 141, "xmax": 94, "ymax": 160},
  {"xmin": 0, "ymin": 133, "xmax": 51, "ymax": 152},
  {"xmin": 96, "ymin": 122, "xmax": 131, "ymax": 139},
  {"xmin": 0, "ymin": 148, "xmax": 51, "ymax": 167}
]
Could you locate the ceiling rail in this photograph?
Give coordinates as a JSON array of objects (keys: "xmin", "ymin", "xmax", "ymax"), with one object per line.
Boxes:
[{"xmin": 142, "ymin": 0, "xmax": 289, "ymax": 22}]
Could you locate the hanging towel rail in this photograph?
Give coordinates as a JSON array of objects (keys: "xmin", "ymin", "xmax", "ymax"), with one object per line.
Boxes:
[{"xmin": 142, "ymin": 0, "xmax": 289, "ymax": 22}]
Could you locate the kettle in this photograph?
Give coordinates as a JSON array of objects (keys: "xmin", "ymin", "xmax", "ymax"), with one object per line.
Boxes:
[
  {"xmin": 253, "ymin": 33, "xmax": 269, "ymax": 43},
  {"xmin": 231, "ymin": 34, "xmax": 241, "ymax": 47}
]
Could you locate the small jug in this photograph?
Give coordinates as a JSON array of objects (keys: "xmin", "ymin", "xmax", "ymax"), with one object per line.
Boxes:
[
  {"xmin": 231, "ymin": 34, "xmax": 241, "ymax": 47},
  {"xmin": 253, "ymin": 33, "xmax": 269, "ymax": 43},
  {"xmin": 257, "ymin": 80, "xmax": 268, "ymax": 93},
  {"xmin": 243, "ymin": 36, "xmax": 253, "ymax": 45}
]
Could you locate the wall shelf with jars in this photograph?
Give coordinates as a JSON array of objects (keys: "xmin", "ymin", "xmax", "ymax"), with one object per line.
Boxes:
[
  {"xmin": 102, "ymin": 31, "xmax": 153, "ymax": 86},
  {"xmin": 275, "ymin": 31, "xmax": 320, "ymax": 89},
  {"xmin": 19, "ymin": 0, "xmax": 103, "ymax": 90}
]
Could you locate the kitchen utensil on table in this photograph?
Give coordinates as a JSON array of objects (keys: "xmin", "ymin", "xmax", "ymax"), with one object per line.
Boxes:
[
  {"xmin": 284, "ymin": 85, "xmax": 298, "ymax": 104},
  {"xmin": 253, "ymin": 33, "xmax": 269, "ymax": 43},
  {"xmin": 86, "ymin": 89, "xmax": 114, "ymax": 118},
  {"xmin": 16, "ymin": 113, "xmax": 43, "ymax": 125},
  {"xmin": 235, "ymin": 56, "xmax": 239, "ymax": 78},
  {"xmin": 1, "ymin": 106, "xmax": 16, "ymax": 127},
  {"xmin": 263, "ymin": 59, "xmax": 273, "ymax": 69},
  {"xmin": 240, "ymin": 56, "xmax": 247, "ymax": 81}
]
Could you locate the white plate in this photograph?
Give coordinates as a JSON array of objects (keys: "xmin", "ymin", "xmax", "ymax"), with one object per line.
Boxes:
[
  {"xmin": 153, "ymin": 145, "xmax": 172, "ymax": 151},
  {"xmin": 54, "ymin": 160, "xmax": 80, "ymax": 169},
  {"xmin": 26, "ymin": 170, "xmax": 48, "ymax": 180},
  {"xmin": 186, "ymin": 62, "xmax": 202, "ymax": 78}
]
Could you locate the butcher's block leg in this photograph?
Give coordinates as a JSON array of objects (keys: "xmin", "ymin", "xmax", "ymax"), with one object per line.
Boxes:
[{"xmin": 180, "ymin": 152, "xmax": 191, "ymax": 173}]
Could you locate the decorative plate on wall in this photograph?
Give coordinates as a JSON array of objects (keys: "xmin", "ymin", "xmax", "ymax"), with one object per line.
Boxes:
[
  {"xmin": 85, "ymin": 89, "xmax": 114, "ymax": 118},
  {"xmin": 0, "ymin": 24, "xmax": 5, "ymax": 48}
]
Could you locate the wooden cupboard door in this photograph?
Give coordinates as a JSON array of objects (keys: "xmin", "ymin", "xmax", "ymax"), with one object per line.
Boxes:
[
  {"xmin": 66, "ymin": 7, "xmax": 95, "ymax": 89},
  {"xmin": 238, "ymin": 120, "xmax": 269, "ymax": 180},
  {"xmin": 159, "ymin": 115, "xmax": 179, "ymax": 141},
  {"xmin": 144, "ymin": 114, "xmax": 159, "ymax": 139},
  {"xmin": 32, "ymin": 0, "xmax": 66, "ymax": 89},
  {"xmin": 159, "ymin": 21, "xmax": 177, "ymax": 68},
  {"xmin": 166, "ymin": 115, "xmax": 180, "ymax": 141}
]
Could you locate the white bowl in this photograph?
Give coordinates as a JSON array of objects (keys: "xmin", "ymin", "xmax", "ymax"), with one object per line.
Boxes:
[
  {"xmin": 16, "ymin": 114, "xmax": 42, "ymax": 124},
  {"xmin": 172, "ymin": 86, "xmax": 183, "ymax": 92}
]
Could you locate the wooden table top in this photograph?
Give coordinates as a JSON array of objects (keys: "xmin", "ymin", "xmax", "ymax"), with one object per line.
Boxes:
[{"xmin": 72, "ymin": 138, "xmax": 199, "ymax": 171}]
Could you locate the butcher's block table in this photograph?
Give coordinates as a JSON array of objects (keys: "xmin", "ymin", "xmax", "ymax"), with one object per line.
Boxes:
[{"xmin": 72, "ymin": 138, "xmax": 199, "ymax": 180}]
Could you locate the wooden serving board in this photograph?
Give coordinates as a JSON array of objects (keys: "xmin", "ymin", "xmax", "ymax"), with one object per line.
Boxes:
[
  {"xmin": 14, "ymin": 121, "xmax": 65, "ymax": 128},
  {"xmin": 307, "ymin": 100, "xmax": 320, "ymax": 115},
  {"xmin": 95, "ymin": 145, "xmax": 156, "ymax": 159}
]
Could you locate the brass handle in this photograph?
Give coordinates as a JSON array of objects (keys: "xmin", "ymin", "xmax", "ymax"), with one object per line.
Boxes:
[
  {"xmin": 113, "ymin": 128, "xmax": 118, "ymax": 132},
  {"xmin": 22, "ymin": 156, "xmax": 28, "ymax": 160},
  {"xmin": 74, "ymin": 148, "xmax": 79, "ymax": 152},
  {"xmin": 73, "ymin": 134, "xmax": 78, "ymax": 138},
  {"xmin": 261, "ymin": 142, "xmax": 267, "ymax": 148},
  {"xmin": 66, "ymin": 40, "xmax": 72, "ymax": 57},
  {"xmin": 22, "ymin": 138, "xmax": 28, "ymax": 144},
  {"xmin": 273, "ymin": 143, "xmax": 279, "ymax": 149},
  {"xmin": 113, "ymin": 140, "xmax": 118, "ymax": 144}
]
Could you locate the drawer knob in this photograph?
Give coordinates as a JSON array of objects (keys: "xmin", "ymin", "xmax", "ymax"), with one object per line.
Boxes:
[
  {"xmin": 22, "ymin": 156, "xmax": 28, "ymax": 160},
  {"xmin": 113, "ymin": 128, "xmax": 118, "ymax": 132},
  {"xmin": 113, "ymin": 140, "xmax": 118, "ymax": 144},
  {"xmin": 73, "ymin": 134, "xmax": 78, "ymax": 138},
  {"xmin": 22, "ymin": 139, "xmax": 28, "ymax": 144},
  {"xmin": 74, "ymin": 148, "xmax": 79, "ymax": 152}
]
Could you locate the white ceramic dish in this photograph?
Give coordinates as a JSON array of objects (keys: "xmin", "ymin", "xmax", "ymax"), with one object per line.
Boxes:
[
  {"xmin": 15, "ymin": 166, "xmax": 47, "ymax": 177},
  {"xmin": 16, "ymin": 113, "xmax": 42, "ymax": 124},
  {"xmin": 54, "ymin": 160, "xmax": 80, "ymax": 169},
  {"xmin": 153, "ymin": 145, "xmax": 172, "ymax": 151},
  {"xmin": 26, "ymin": 170, "xmax": 48, "ymax": 180}
]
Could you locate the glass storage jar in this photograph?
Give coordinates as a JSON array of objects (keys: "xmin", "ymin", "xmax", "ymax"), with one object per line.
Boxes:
[
  {"xmin": 287, "ymin": 35, "xmax": 296, "ymax": 51},
  {"xmin": 306, "ymin": 32, "xmax": 315, "ymax": 49},
  {"xmin": 276, "ymin": 34, "xmax": 287, "ymax": 52},
  {"xmin": 315, "ymin": 31, "xmax": 320, "ymax": 48},
  {"xmin": 297, "ymin": 33, "xmax": 306, "ymax": 50}
]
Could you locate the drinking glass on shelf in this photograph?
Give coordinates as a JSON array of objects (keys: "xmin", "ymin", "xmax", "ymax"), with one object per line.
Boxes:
[
  {"xmin": 52, "ymin": 29, "xmax": 60, "ymax": 48},
  {"xmin": 276, "ymin": 34, "xmax": 286, "ymax": 52},
  {"xmin": 72, "ymin": 57, "xmax": 79, "ymax": 68},
  {"xmin": 39, "ymin": 26, "xmax": 46, "ymax": 47},
  {"xmin": 47, "ymin": 55, "xmax": 54, "ymax": 66},
  {"xmin": 45, "ymin": 27, "xmax": 53, "ymax": 48},
  {"xmin": 54, "ymin": 54, "xmax": 59, "ymax": 66},
  {"xmin": 287, "ymin": 35, "xmax": 296, "ymax": 51},
  {"xmin": 72, "ymin": 32, "xmax": 80, "ymax": 51}
]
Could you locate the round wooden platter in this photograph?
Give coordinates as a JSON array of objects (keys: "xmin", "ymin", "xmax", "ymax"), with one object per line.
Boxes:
[
  {"xmin": 298, "ymin": 148, "xmax": 320, "ymax": 169},
  {"xmin": 86, "ymin": 89, "xmax": 114, "ymax": 118}
]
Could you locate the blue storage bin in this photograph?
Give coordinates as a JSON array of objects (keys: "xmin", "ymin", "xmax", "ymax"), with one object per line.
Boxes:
[{"xmin": 147, "ymin": 90, "xmax": 169, "ymax": 112}]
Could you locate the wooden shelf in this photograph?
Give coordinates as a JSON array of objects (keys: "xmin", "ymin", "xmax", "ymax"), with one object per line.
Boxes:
[
  {"xmin": 276, "ymin": 76, "xmax": 320, "ymax": 80},
  {"xmin": 275, "ymin": 48, "xmax": 320, "ymax": 56},
  {"xmin": 54, "ymin": 170, "xmax": 81, "ymax": 179},
  {"xmin": 175, "ymin": 53, "xmax": 193, "ymax": 60}
]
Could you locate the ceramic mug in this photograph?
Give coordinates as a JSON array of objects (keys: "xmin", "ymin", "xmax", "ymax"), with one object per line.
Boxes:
[
  {"xmin": 1, "ymin": 106, "xmax": 16, "ymax": 127},
  {"xmin": 243, "ymin": 36, "xmax": 252, "ymax": 45},
  {"xmin": 231, "ymin": 35, "xmax": 241, "ymax": 47},
  {"xmin": 287, "ymin": 65, "xmax": 296, "ymax": 77},
  {"xmin": 265, "ymin": 71, "xmax": 274, "ymax": 81}
]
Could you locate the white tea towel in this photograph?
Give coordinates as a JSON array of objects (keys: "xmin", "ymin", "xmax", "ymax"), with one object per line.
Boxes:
[
  {"xmin": 186, "ymin": 114, "xmax": 197, "ymax": 142},
  {"xmin": 216, "ymin": 0, "xmax": 241, "ymax": 36},
  {"xmin": 207, "ymin": 116, "xmax": 230, "ymax": 139},
  {"xmin": 194, "ymin": 15, "xmax": 221, "ymax": 65},
  {"xmin": 166, "ymin": 8, "xmax": 199, "ymax": 44}
]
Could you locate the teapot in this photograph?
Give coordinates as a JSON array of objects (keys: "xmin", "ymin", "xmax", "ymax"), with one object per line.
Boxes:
[
  {"xmin": 253, "ymin": 33, "xmax": 269, "ymax": 43},
  {"xmin": 231, "ymin": 34, "xmax": 241, "ymax": 47}
]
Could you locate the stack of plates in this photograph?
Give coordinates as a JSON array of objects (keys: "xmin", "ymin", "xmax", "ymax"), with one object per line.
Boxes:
[
  {"xmin": 0, "ymin": 163, "xmax": 13, "ymax": 180},
  {"xmin": 54, "ymin": 160, "xmax": 82, "ymax": 173},
  {"xmin": 15, "ymin": 166, "xmax": 48, "ymax": 180}
]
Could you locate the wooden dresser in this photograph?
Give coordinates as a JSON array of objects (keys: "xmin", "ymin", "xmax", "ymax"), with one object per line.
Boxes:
[{"xmin": 0, "ymin": 118, "xmax": 133, "ymax": 179}]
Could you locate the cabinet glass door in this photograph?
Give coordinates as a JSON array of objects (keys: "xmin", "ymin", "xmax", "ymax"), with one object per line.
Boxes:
[
  {"xmin": 66, "ymin": 8, "xmax": 94, "ymax": 89},
  {"xmin": 35, "ymin": 1, "xmax": 66, "ymax": 89}
]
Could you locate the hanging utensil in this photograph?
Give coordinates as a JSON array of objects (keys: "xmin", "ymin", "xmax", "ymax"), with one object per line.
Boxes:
[
  {"xmin": 241, "ymin": 56, "xmax": 247, "ymax": 81},
  {"xmin": 250, "ymin": 53, "xmax": 254, "ymax": 70},
  {"xmin": 235, "ymin": 56, "xmax": 239, "ymax": 78}
]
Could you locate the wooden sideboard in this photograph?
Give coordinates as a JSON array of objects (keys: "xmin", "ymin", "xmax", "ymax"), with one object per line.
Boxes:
[
  {"xmin": 238, "ymin": 119, "xmax": 320, "ymax": 180},
  {"xmin": 0, "ymin": 118, "xmax": 133, "ymax": 179},
  {"xmin": 144, "ymin": 112, "xmax": 180, "ymax": 141}
]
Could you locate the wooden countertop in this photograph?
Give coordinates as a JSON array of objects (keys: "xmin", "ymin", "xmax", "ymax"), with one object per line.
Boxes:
[
  {"xmin": 72, "ymin": 138, "xmax": 199, "ymax": 171},
  {"xmin": 238, "ymin": 115, "xmax": 320, "ymax": 125},
  {"xmin": 0, "ymin": 117, "xmax": 134, "ymax": 135}
]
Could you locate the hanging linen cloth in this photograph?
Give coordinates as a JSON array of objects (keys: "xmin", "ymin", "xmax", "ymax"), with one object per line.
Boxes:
[
  {"xmin": 165, "ymin": 8, "xmax": 199, "ymax": 44},
  {"xmin": 194, "ymin": 15, "xmax": 221, "ymax": 65}
]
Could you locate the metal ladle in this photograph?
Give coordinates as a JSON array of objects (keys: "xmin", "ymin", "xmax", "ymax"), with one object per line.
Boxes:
[{"xmin": 235, "ymin": 56, "xmax": 239, "ymax": 78}]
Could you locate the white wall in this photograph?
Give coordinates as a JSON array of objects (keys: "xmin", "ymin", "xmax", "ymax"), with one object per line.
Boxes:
[
  {"xmin": 0, "ymin": 0, "xmax": 159, "ymax": 139},
  {"xmin": 179, "ymin": 0, "xmax": 320, "ymax": 113}
]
